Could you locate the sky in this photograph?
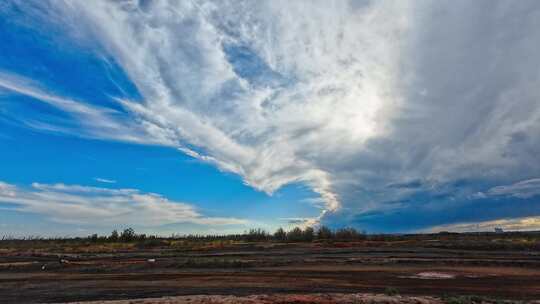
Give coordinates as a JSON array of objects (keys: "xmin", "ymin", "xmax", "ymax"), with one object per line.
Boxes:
[{"xmin": 1, "ymin": 0, "xmax": 540, "ymax": 236}]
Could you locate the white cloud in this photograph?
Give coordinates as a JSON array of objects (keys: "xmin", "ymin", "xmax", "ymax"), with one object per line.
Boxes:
[
  {"xmin": 55, "ymin": 0, "xmax": 410, "ymax": 215},
  {"xmin": 0, "ymin": 181, "xmax": 16, "ymax": 197},
  {"xmin": 426, "ymin": 216, "xmax": 540, "ymax": 233},
  {"xmin": 487, "ymin": 178, "xmax": 540, "ymax": 199},
  {"xmin": 0, "ymin": 181, "xmax": 246, "ymax": 227},
  {"xmin": 278, "ymin": 217, "xmax": 320, "ymax": 228},
  {"xmin": 0, "ymin": 72, "xmax": 169, "ymax": 145},
  {"xmin": 94, "ymin": 177, "xmax": 117, "ymax": 184},
  {"xmin": 4, "ymin": 1, "xmax": 540, "ymax": 228}
]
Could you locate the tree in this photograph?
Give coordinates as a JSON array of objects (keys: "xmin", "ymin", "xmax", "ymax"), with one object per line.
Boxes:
[
  {"xmin": 274, "ymin": 227, "xmax": 286, "ymax": 241},
  {"xmin": 120, "ymin": 228, "xmax": 136, "ymax": 242},
  {"xmin": 109, "ymin": 230, "xmax": 119, "ymax": 242},
  {"xmin": 302, "ymin": 227, "xmax": 315, "ymax": 242},
  {"xmin": 335, "ymin": 227, "xmax": 363, "ymax": 240},
  {"xmin": 88, "ymin": 233, "xmax": 98, "ymax": 243},
  {"xmin": 245, "ymin": 228, "xmax": 269, "ymax": 242},
  {"xmin": 287, "ymin": 227, "xmax": 304, "ymax": 242},
  {"xmin": 317, "ymin": 226, "xmax": 334, "ymax": 240}
]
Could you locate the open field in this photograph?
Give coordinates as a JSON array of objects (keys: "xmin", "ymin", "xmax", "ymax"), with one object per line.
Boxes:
[{"xmin": 1, "ymin": 232, "xmax": 540, "ymax": 303}]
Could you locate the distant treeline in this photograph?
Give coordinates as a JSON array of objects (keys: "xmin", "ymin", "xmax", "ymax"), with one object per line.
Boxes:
[
  {"xmin": 87, "ymin": 226, "xmax": 368, "ymax": 243},
  {"xmin": 1, "ymin": 226, "xmax": 368, "ymax": 243},
  {"xmin": 3, "ymin": 227, "xmax": 540, "ymax": 247},
  {"xmin": 186, "ymin": 226, "xmax": 368, "ymax": 242}
]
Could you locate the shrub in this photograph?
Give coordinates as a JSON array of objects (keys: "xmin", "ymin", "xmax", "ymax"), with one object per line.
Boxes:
[
  {"xmin": 443, "ymin": 295, "xmax": 492, "ymax": 304},
  {"xmin": 136, "ymin": 238, "xmax": 168, "ymax": 249},
  {"xmin": 88, "ymin": 234, "xmax": 98, "ymax": 243},
  {"xmin": 384, "ymin": 287, "xmax": 399, "ymax": 296}
]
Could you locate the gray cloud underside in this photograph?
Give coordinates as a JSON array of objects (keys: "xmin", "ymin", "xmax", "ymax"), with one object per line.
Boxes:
[{"xmin": 4, "ymin": 0, "xmax": 540, "ymax": 230}]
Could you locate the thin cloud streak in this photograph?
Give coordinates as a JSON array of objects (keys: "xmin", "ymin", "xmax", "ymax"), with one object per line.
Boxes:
[
  {"xmin": 0, "ymin": 181, "xmax": 247, "ymax": 227},
  {"xmin": 94, "ymin": 177, "xmax": 117, "ymax": 184},
  {"xmin": 486, "ymin": 179, "xmax": 540, "ymax": 199},
  {"xmin": 0, "ymin": 72, "xmax": 169, "ymax": 145},
  {"xmin": 426, "ymin": 216, "xmax": 540, "ymax": 233}
]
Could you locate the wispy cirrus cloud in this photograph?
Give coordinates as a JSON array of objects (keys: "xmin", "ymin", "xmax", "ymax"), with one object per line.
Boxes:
[
  {"xmin": 0, "ymin": 181, "xmax": 246, "ymax": 227},
  {"xmin": 0, "ymin": 72, "xmax": 170, "ymax": 145},
  {"xmin": 486, "ymin": 179, "xmax": 540, "ymax": 199},
  {"xmin": 94, "ymin": 177, "xmax": 116, "ymax": 184}
]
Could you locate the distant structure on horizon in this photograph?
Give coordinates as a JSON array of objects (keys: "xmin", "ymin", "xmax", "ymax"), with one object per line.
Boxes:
[{"xmin": 494, "ymin": 227, "xmax": 504, "ymax": 233}]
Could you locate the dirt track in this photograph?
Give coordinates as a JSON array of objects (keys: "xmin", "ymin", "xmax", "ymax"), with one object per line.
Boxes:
[{"xmin": 1, "ymin": 244, "xmax": 540, "ymax": 303}]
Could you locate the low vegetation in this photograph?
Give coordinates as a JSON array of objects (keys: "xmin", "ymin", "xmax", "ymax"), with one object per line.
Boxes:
[
  {"xmin": 2, "ymin": 226, "xmax": 540, "ymax": 253},
  {"xmin": 442, "ymin": 295, "xmax": 506, "ymax": 304},
  {"xmin": 384, "ymin": 287, "xmax": 400, "ymax": 296}
]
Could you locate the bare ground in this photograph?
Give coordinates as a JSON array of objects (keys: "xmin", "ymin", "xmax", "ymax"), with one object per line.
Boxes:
[
  {"xmin": 1, "ymin": 243, "xmax": 540, "ymax": 303},
  {"xmin": 64, "ymin": 293, "xmax": 446, "ymax": 304}
]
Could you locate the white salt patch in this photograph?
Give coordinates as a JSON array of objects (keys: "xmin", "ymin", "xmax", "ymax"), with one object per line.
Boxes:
[
  {"xmin": 414, "ymin": 272, "xmax": 455, "ymax": 279},
  {"xmin": 399, "ymin": 272, "xmax": 456, "ymax": 279}
]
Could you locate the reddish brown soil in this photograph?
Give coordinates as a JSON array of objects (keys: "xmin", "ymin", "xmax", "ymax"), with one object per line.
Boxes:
[
  {"xmin": 1, "ymin": 244, "xmax": 539, "ymax": 303},
  {"xmin": 65, "ymin": 293, "xmax": 445, "ymax": 304}
]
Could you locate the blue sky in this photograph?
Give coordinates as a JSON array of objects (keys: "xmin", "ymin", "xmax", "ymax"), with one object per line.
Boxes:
[{"xmin": 1, "ymin": 1, "xmax": 540, "ymax": 236}]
